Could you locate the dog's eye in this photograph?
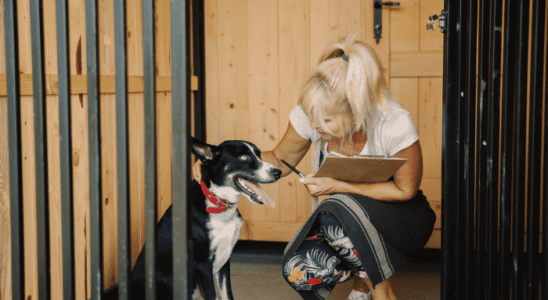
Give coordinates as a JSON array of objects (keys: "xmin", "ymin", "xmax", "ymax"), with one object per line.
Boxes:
[{"xmin": 239, "ymin": 155, "xmax": 249, "ymax": 161}]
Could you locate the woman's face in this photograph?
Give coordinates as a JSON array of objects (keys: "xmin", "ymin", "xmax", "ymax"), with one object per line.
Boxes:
[{"xmin": 309, "ymin": 113, "xmax": 349, "ymax": 140}]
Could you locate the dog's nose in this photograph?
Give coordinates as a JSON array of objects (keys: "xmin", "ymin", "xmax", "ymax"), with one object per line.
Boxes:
[{"xmin": 271, "ymin": 168, "xmax": 282, "ymax": 180}]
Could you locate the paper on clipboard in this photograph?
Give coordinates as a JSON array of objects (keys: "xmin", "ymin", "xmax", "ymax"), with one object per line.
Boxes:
[{"xmin": 314, "ymin": 154, "xmax": 407, "ymax": 183}]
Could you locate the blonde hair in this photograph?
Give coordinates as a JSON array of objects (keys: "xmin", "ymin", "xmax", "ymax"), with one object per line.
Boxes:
[{"xmin": 298, "ymin": 33, "xmax": 390, "ymax": 153}]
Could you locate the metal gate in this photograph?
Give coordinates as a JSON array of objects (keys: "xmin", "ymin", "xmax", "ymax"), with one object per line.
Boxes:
[
  {"xmin": 4, "ymin": 0, "xmax": 196, "ymax": 299},
  {"xmin": 441, "ymin": 0, "xmax": 547, "ymax": 299}
]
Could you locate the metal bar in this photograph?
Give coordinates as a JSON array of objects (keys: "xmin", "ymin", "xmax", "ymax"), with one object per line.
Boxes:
[
  {"xmin": 460, "ymin": 0, "xmax": 476, "ymax": 297},
  {"xmin": 171, "ymin": 0, "xmax": 192, "ymax": 298},
  {"xmin": 192, "ymin": 0, "xmax": 206, "ymax": 141},
  {"xmin": 114, "ymin": 0, "xmax": 130, "ymax": 299},
  {"xmin": 56, "ymin": 0, "xmax": 75, "ymax": 298},
  {"xmin": 30, "ymin": 1, "xmax": 51, "ymax": 298},
  {"xmin": 86, "ymin": 0, "xmax": 103, "ymax": 298},
  {"xmin": 499, "ymin": 0, "xmax": 519, "ymax": 298},
  {"xmin": 487, "ymin": 0, "xmax": 503, "ymax": 298},
  {"xmin": 525, "ymin": 1, "xmax": 545, "ymax": 299},
  {"xmin": 510, "ymin": 1, "xmax": 529, "ymax": 298},
  {"xmin": 475, "ymin": 0, "xmax": 490, "ymax": 297},
  {"xmin": 441, "ymin": 0, "xmax": 462, "ymax": 298},
  {"xmin": 142, "ymin": 0, "xmax": 157, "ymax": 298},
  {"xmin": 4, "ymin": 0, "xmax": 25, "ymax": 298},
  {"xmin": 111, "ymin": 1, "xmax": 131, "ymax": 299}
]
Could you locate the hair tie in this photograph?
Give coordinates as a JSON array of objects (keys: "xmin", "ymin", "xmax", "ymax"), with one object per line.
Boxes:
[{"xmin": 342, "ymin": 53, "xmax": 349, "ymax": 62}]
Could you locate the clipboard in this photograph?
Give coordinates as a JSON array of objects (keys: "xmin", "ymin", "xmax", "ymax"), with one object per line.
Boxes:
[{"xmin": 314, "ymin": 155, "xmax": 407, "ymax": 183}]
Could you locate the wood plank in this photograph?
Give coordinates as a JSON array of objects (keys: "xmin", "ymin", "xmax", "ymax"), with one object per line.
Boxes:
[
  {"xmin": 390, "ymin": 0, "xmax": 420, "ymax": 52},
  {"xmin": 21, "ymin": 96, "xmax": 38, "ymax": 300},
  {"xmin": 98, "ymin": 0, "xmax": 119, "ymax": 289},
  {"xmin": 390, "ymin": 78, "xmax": 419, "ymax": 133},
  {"xmin": 421, "ymin": 179, "xmax": 442, "ymax": 202},
  {"xmin": 126, "ymin": 0, "xmax": 146, "ymax": 269},
  {"xmin": 245, "ymin": 0, "xmax": 281, "ymax": 222},
  {"xmin": 0, "ymin": 96, "xmax": 12, "ymax": 300},
  {"xmin": 390, "ymin": 51, "xmax": 443, "ymax": 77},
  {"xmin": 71, "ymin": 94, "xmax": 91, "ymax": 300},
  {"xmin": 100, "ymin": 94, "xmax": 118, "ymax": 289},
  {"xmin": 278, "ymin": 0, "xmax": 310, "ymax": 223},
  {"xmin": 128, "ymin": 93, "xmax": 145, "ymax": 267},
  {"xmin": 418, "ymin": 77, "xmax": 443, "ymax": 180},
  {"xmin": 46, "ymin": 95, "xmax": 63, "ymax": 300},
  {"xmin": 428, "ymin": 200, "xmax": 442, "ymax": 229},
  {"xmin": 239, "ymin": 220, "xmax": 305, "ymax": 242},
  {"xmin": 69, "ymin": 0, "xmax": 90, "ymax": 296},
  {"xmin": 156, "ymin": 92, "xmax": 173, "ymax": 218},
  {"xmin": 419, "ymin": 0, "xmax": 445, "ymax": 52},
  {"xmin": 309, "ymin": 0, "xmax": 330, "ymax": 66},
  {"xmin": 204, "ymin": 0, "xmax": 221, "ymax": 144}
]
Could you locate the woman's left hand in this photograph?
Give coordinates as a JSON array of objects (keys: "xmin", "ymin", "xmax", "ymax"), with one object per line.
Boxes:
[{"xmin": 300, "ymin": 173, "xmax": 338, "ymax": 196}]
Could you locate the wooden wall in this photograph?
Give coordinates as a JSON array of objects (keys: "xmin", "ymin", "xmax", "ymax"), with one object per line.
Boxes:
[
  {"xmin": 204, "ymin": 0, "xmax": 444, "ymax": 246},
  {"xmin": 0, "ymin": 0, "xmax": 188, "ymax": 299}
]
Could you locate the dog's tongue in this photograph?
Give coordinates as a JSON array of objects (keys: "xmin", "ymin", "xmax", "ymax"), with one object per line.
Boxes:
[{"xmin": 239, "ymin": 178, "xmax": 276, "ymax": 208}]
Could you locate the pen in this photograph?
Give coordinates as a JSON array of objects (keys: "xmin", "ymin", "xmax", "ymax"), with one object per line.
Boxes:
[{"xmin": 281, "ymin": 160, "xmax": 305, "ymax": 177}]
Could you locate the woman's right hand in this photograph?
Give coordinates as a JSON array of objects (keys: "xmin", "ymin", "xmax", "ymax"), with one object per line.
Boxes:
[{"xmin": 192, "ymin": 160, "xmax": 203, "ymax": 182}]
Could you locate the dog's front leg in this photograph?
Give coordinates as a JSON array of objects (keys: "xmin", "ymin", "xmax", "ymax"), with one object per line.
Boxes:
[
  {"xmin": 214, "ymin": 260, "xmax": 234, "ymax": 300},
  {"xmin": 195, "ymin": 264, "xmax": 218, "ymax": 300}
]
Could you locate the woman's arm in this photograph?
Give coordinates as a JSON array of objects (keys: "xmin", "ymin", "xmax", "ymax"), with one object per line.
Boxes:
[
  {"xmin": 262, "ymin": 122, "xmax": 312, "ymax": 178},
  {"xmin": 300, "ymin": 140, "xmax": 423, "ymax": 202}
]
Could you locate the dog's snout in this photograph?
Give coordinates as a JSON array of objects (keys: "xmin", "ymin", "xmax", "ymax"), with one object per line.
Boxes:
[{"xmin": 271, "ymin": 168, "xmax": 282, "ymax": 180}]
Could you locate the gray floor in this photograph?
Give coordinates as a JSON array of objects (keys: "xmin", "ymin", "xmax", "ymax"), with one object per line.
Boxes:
[{"xmin": 204, "ymin": 241, "xmax": 441, "ymax": 299}]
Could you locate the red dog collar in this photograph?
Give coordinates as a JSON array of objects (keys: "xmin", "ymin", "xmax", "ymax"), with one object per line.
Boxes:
[{"xmin": 200, "ymin": 180, "xmax": 232, "ymax": 214}]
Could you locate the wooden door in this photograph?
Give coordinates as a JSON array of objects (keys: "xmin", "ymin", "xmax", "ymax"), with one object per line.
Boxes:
[{"xmin": 204, "ymin": 0, "xmax": 444, "ymax": 248}]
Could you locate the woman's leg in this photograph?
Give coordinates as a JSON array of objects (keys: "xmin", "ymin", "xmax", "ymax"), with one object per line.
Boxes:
[{"xmin": 282, "ymin": 238, "xmax": 352, "ymax": 299}]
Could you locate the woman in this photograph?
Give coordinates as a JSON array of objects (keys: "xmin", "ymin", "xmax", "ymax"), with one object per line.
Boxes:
[{"xmin": 194, "ymin": 33, "xmax": 435, "ymax": 300}]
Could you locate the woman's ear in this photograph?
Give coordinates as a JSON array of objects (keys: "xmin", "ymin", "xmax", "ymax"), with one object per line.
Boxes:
[{"xmin": 190, "ymin": 137, "xmax": 221, "ymax": 162}]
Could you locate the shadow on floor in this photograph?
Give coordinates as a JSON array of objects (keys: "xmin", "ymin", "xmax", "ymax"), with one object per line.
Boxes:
[{"xmin": 204, "ymin": 241, "xmax": 441, "ymax": 300}]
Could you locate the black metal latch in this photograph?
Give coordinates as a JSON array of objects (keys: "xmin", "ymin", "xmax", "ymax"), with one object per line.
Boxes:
[
  {"xmin": 373, "ymin": 1, "xmax": 400, "ymax": 44},
  {"xmin": 427, "ymin": 10, "xmax": 447, "ymax": 33}
]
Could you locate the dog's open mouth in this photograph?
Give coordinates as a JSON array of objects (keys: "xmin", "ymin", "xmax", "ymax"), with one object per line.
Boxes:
[{"xmin": 237, "ymin": 178, "xmax": 276, "ymax": 209}]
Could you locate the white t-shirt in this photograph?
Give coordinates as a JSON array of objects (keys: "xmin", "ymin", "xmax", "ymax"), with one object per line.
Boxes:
[{"xmin": 289, "ymin": 100, "xmax": 419, "ymax": 157}]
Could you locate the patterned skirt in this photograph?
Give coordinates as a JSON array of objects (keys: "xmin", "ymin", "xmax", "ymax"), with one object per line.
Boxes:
[{"xmin": 281, "ymin": 191, "xmax": 435, "ymax": 299}]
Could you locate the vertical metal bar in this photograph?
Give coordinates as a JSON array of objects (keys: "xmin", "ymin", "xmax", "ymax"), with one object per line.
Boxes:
[
  {"xmin": 487, "ymin": 0, "xmax": 503, "ymax": 298},
  {"xmin": 499, "ymin": 0, "xmax": 519, "ymax": 298},
  {"xmin": 525, "ymin": 1, "xmax": 545, "ymax": 299},
  {"xmin": 86, "ymin": 0, "xmax": 103, "ymax": 298},
  {"xmin": 29, "ymin": 1, "xmax": 50, "ymax": 298},
  {"xmin": 192, "ymin": 0, "xmax": 206, "ymax": 141},
  {"xmin": 114, "ymin": 1, "xmax": 130, "ymax": 299},
  {"xmin": 510, "ymin": 1, "xmax": 529, "ymax": 298},
  {"xmin": 171, "ymin": 0, "xmax": 192, "ymax": 298},
  {"xmin": 459, "ymin": 0, "xmax": 476, "ymax": 298},
  {"xmin": 142, "ymin": 0, "xmax": 157, "ymax": 298},
  {"xmin": 4, "ymin": 0, "xmax": 25, "ymax": 298},
  {"xmin": 56, "ymin": 0, "xmax": 75, "ymax": 298},
  {"xmin": 441, "ymin": 0, "xmax": 462, "ymax": 298},
  {"xmin": 475, "ymin": 0, "xmax": 490, "ymax": 298}
]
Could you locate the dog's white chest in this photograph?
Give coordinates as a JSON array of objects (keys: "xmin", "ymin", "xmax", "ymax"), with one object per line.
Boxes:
[{"xmin": 206, "ymin": 208, "xmax": 243, "ymax": 273}]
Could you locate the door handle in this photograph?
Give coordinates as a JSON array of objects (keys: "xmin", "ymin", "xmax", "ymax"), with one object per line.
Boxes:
[{"xmin": 373, "ymin": 1, "xmax": 400, "ymax": 44}]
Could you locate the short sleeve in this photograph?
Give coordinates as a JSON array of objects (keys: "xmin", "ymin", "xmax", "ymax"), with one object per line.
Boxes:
[
  {"xmin": 381, "ymin": 109, "xmax": 419, "ymax": 156},
  {"xmin": 289, "ymin": 105, "xmax": 321, "ymax": 143}
]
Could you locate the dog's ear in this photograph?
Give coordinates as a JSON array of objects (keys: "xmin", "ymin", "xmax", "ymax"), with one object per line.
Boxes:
[{"xmin": 190, "ymin": 137, "xmax": 221, "ymax": 162}]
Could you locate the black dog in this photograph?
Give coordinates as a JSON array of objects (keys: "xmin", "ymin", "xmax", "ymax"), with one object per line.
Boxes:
[{"xmin": 103, "ymin": 137, "xmax": 281, "ymax": 300}]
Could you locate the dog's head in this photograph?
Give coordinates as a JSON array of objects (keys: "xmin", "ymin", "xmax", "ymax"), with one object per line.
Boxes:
[{"xmin": 191, "ymin": 137, "xmax": 281, "ymax": 207}]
